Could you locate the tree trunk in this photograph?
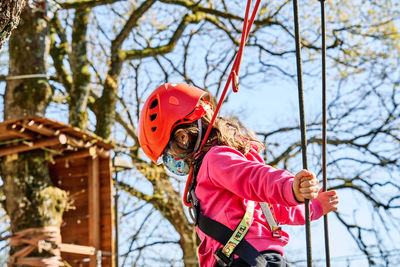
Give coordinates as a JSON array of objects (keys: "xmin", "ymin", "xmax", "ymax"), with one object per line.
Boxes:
[
  {"xmin": 69, "ymin": 7, "xmax": 91, "ymax": 129},
  {"xmin": 1, "ymin": 1, "xmax": 68, "ymax": 264},
  {"xmin": 4, "ymin": 1, "xmax": 52, "ymax": 119},
  {"xmin": 155, "ymin": 178, "xmax": 199, "ymax": 267},
  {"xmin": 0, "ymin": 0, "xmax": 27, "ymax": 50},
  {"xmin": 134, "ymin": 164, "xmax": 199, "ymax": 266}
]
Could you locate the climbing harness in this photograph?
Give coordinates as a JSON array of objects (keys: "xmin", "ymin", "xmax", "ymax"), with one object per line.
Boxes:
[
  {"xmin": 187, "ymin": 152, "xmax": 283, "ymax": 267},
  {"xmin": 197, "ymin": 209, "xmax": 267, "ymax": 267},
  {"xmin": 222, "ymin": 201, "xmax": 255, "ymax": 255},
  {"xmin": 188, "ymin": 156, "xmax": 278, "ymax": 267},
  {"xmin": 215, "ymin": 200, "xmax": 255, "ymax": 266},
  {"xmin": 259, "ymin": 203, "xmax": 282, "ymax": 238}
]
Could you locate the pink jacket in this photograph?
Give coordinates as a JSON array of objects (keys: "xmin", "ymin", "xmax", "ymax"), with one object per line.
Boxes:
[{"xmin": 195, "ymin": 146, "xmax": 323, "ymax": 267}]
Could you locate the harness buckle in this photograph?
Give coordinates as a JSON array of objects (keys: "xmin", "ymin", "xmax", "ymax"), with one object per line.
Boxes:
[
  {"xmin": 272, "ymin": 226, "xmax": 282, "ymax": 238},
  {"xmin": 214, "ymin": 248, "xmax": 234, "ymax": 267}
]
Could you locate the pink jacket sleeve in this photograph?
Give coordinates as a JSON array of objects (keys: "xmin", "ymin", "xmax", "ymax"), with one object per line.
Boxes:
[
  {"xmin": 204, "ymin": 146, "xmax": 300, "ymax": 206},
  {"xmin": 273, "ymin": 199, "xmax": 323, "ymax": 225}
]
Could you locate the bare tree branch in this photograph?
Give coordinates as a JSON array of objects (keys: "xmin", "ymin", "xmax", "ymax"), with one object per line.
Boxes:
[{"xmin": 58, "ymin": 0, "xmax": 122, "ymax": 9}]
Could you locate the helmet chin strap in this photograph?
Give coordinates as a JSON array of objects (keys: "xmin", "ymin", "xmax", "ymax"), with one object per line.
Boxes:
[
  {"xmin": 193, "ymin": 119, "xmax": 202, "ymax": 153},
  {"xmin": 183, "ymin": 119, "xmax": 203, "ymax": 207}
]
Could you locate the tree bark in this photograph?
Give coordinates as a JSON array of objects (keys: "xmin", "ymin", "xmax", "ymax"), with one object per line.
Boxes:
[
  {"xmin": 130, "ymin": 163, "xmax": 199, "ymax": 266},
  {"xmin": 4, "ymin": 1, "xmax": 52, "ymax": 119},
  {"xmin": 69, "ymin": 7, "xmax": 91, "ymax": 129},
  {"xmin": 154, "ymin": 177, "xmax": 199, "ymax": 266},
  {"xmin": 1, "ymin": 2, "xmax": 68, "ymax": 264},
  {"xmin": 0, "ymin": 0, "xmax": 27, "ymax": 50}
]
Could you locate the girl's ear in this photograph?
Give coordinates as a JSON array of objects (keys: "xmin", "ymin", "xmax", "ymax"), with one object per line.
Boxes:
[{"xmin": 174, "ymin": 129, "xmax": 190, "ymax": 148}]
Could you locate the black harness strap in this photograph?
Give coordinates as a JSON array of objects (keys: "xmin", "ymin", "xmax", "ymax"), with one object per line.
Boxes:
[
  {"xmin": 197, "ymin": 211, "xmax": 267, "ymax": 267},
  {"xmin": 191, "ymin": 152, "xmax": 290, "ymax": 267},
  {"xmin": 191, "ymin": 154, "xmax": 267, "ymax": 267}
]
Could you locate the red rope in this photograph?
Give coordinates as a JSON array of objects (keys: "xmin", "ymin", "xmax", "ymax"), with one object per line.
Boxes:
[
  {"xmin": 231, "ymin": 0, "xmax": 251, "ymax": 93},
  {"xmin": 232, "ymin": 0, "xmax": 261, "ymax": 93},
  {"xmin": 198, "ymin": 0, "xmax": 261, "ymax": 153},
  {"xmin": 183, "ymin": 0, "xmax": 261, "ymax": 207},
  {"xmin": 183, "ymin": 168, "xmax": 194, "ymax": 207}
]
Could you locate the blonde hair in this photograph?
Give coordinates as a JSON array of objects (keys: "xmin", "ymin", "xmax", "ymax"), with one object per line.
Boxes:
[{"xmin": 169, "ymin": 103, "xmax": 265, "ymax": 166}]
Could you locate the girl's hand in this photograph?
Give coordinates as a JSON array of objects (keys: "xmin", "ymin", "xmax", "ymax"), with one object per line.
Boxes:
[
  {"xmin": 292, "ymin": 169, "xmax": 319, "ymax": 202},
  {"xmin": 316, "ymin": 190, "xmax": 339, "ymax": 215}
]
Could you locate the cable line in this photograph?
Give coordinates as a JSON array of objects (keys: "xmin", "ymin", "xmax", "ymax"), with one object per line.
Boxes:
[
  {"xmin": 291, "ymin": 0, "xmax": 312, "ymax": 266},
  {"xmin": 319, "ymin": 1, "xmax": 331, "ymax": 267}
]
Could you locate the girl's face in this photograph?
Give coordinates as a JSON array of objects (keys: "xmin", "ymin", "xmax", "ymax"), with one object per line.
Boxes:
[{"xmin": 169, "ymin": 129, "xmax": 191, "ymax": 156}]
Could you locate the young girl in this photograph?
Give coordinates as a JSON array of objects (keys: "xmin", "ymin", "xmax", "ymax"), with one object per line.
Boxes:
[{"xmin": 139, "ymin": 83, "xmax": 339, "ymax": 267}]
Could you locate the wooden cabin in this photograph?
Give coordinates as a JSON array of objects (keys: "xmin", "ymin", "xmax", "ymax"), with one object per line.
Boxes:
[{"xmin": 0, "ymin": 116, "xmax": 115, "ymax": 267}]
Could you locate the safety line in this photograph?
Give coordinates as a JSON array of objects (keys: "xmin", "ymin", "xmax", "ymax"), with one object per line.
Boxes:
[
  {"xmin": 320, "ymin": 0, "xmax": 331, "ymax": 266},
  {"xmin": 292, "ymin": 0, "xmax": 312, "ymax": 266},
  {"xmin": 231, "ymin": 0, "xmax": 261, "ymax": 93},
  {"xmin": 197, "ymin": 0, "xmax": 261, "ymax": 154},
  {"xmin": 184, "ymin": 0, "xmax": 261, "ymax": 207}
]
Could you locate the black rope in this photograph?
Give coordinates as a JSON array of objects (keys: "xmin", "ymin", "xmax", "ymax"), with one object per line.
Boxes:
[
  {"xmin": 292, "ymin": 0, "xmax": 312, "ymax": 266},
  {"xmin": 320, "ymin": 1, "xmax": 331, "ymax": 266}
]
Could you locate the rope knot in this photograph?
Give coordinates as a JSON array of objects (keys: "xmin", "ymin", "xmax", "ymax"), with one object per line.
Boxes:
[{"xmin": 8, "ymin": 226, "xmax": 65, "ymax": 267}]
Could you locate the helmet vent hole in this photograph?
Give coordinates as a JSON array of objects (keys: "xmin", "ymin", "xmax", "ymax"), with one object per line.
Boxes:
[
  {"xmin": 150, "ymin": 113, "xmax": 157, "ymax": 121},
  {"xmin": 151, "ymin": 127, "xmax": 157, "ymax": 132},
  {"xmin": 150, "ymin": 99, "xmax": 158, "ymax": 109}
]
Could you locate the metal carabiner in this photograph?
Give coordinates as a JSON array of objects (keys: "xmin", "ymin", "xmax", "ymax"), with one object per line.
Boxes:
[{"xmin": 188, "ymin": 206, "xmax": 197, "ymax": 225}]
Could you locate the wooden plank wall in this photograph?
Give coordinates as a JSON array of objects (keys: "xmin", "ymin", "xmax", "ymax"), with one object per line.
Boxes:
[
  {"xmin": 99, "ymin": 157, "xmax": 114, "ymax": 267},
  {"xmin": 49, "ymin": 155, "xmax": 114, "ymax": 267}
]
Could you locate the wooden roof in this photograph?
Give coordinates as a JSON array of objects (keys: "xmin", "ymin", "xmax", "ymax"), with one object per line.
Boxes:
[{"xmin": 0, "ymin": 116, "xmax": 113, "ymax": 158}]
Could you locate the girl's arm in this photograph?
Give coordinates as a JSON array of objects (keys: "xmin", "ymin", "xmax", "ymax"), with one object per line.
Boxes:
[
  {"xmin": 274, "ymin": 190, "xmax": 338, "ymax": 225},
  {"xmin": 205, "ymin": 146, "xmax": 300, "ymax": 206}
]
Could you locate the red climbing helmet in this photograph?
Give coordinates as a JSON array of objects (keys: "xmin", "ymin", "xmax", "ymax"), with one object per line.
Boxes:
[{"xmin": 139, "ymin": 83, "xmax": 211, "ymax": 163}]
